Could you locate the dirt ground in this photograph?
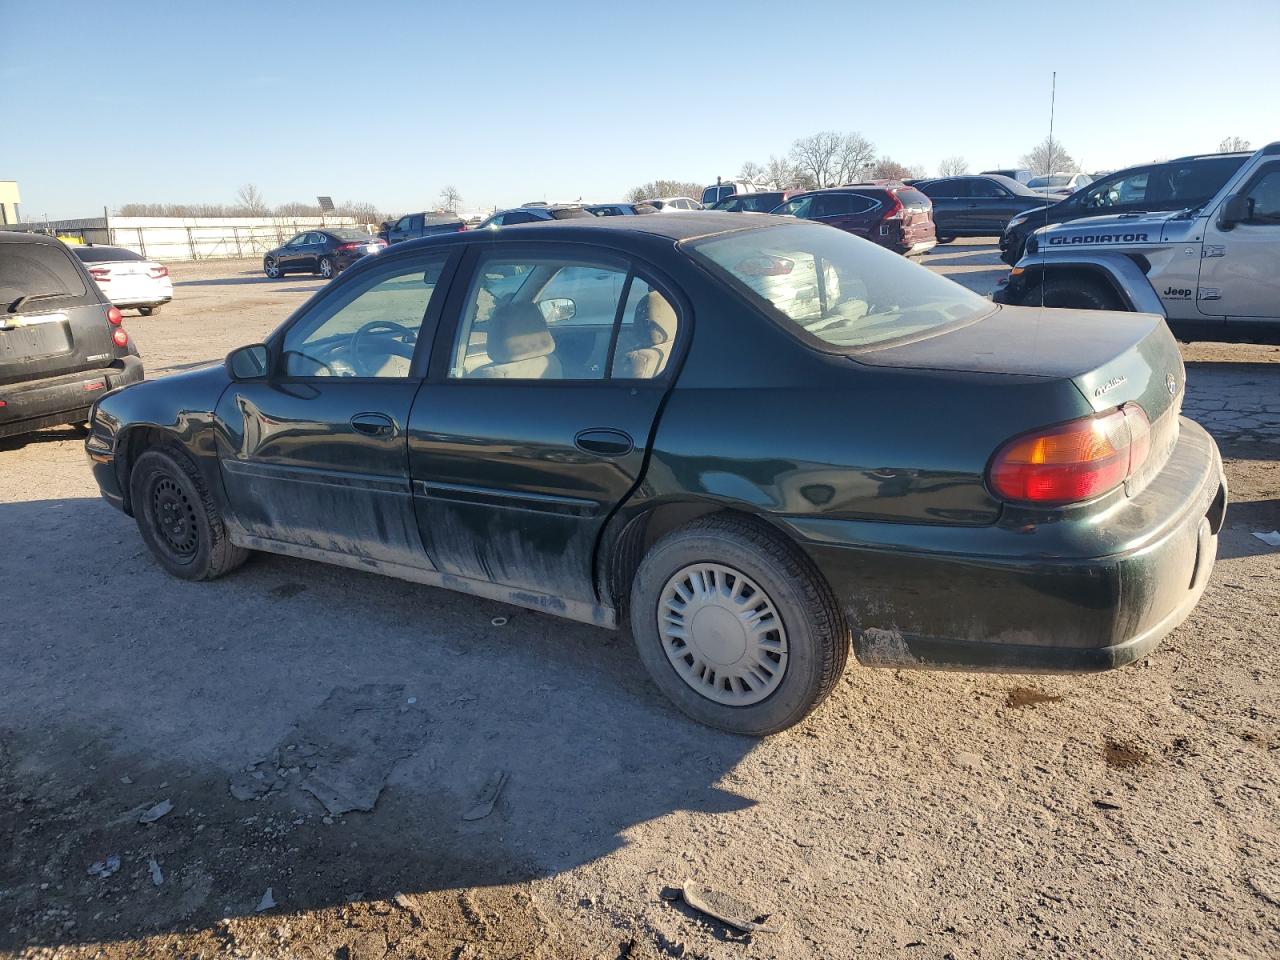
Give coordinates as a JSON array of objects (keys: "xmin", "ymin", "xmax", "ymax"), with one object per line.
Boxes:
[{"xmin": 2, "ymin": 241, "xmax": 1277, "ymax": 960}]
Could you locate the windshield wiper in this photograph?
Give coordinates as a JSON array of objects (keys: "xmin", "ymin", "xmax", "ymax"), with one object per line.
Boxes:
[{"xmin": 7, "ymin": 292, "xmax": 64, "ymax": 313}]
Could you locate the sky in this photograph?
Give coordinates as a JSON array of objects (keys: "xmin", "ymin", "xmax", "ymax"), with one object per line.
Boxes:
[{"xmin": 3, "ymin": 0, "xmax": 1277, "ymax": 221}]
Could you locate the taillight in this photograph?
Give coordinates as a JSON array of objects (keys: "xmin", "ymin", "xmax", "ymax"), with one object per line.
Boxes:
[
  {"xmin": 148, "ymin": 265, "xmax": 169, "ymax": 278},
  {"xmin": 882, "ymin": 194, "xmax": 905, "ymax": 221},
  {"xmin": 89, "ymin": 267, "xmax": 111, "ymax": 283},
  {"xmin": 338, "ymin": 242, "xmax": 360, "ymax": 251},
  {"xmin": 112, "ymin": 328, "xmax": 129, "ymax": 347},
  {"xmin": 987, "ymin": 404, "xmax": 1151, "ymax": 505},
  {"xmin": 106, "ymin": 306, "xmax": 123, "ymax": 325}
]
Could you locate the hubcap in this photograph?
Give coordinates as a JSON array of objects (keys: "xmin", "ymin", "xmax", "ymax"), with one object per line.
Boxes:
[
  {"xmin": 152, "ymin": 477, "xmax": 198, "ymax": 557},
  {"xmin": 658, "ymin": 562, "xmax": 788, "ymax": 706},
  {"xmin": 266, "ymin": 260, "xmax": 277, "ymax": 276}
]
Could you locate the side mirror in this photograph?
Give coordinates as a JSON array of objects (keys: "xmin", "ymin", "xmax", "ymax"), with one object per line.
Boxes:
[
  {"xmin": 1217, "ymin": 194, "xmax": 1251, "ymax": 230},
  {"xmin": 538, "ymin": 298, "xmax": 576, "ymax": 322},
  {"xmin": 226, "ymin": 343, "xmax": 270, "ymax": 381}
]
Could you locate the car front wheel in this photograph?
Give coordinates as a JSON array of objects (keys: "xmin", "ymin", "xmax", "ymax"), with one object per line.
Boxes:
[
  {"xmin": 1021, "ymin": 276, "xmax": 1123, "ymax": 311},
  {"xmin": 264, "ymin": 258, "xmax": 282, "ymax": 279},
  {"xmin": 130, "ymin": 447, "xmax": 249, "ymax": 581},
  {"xmin": 629, "ymin": 515, "xmax": 849, "ymax": 736}
]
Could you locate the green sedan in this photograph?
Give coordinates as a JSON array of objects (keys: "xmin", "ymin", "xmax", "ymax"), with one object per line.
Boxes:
[{"xmin": 85, "ymin": 213, "xmax": 1226, "ymax": 735}]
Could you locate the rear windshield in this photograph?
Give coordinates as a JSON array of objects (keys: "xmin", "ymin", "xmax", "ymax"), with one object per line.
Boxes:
[
  {"xmin": 686, "ymin": 223, "xmax": 992, "ymax": 350},
  {"xmin": 1, "ymin": 240, "xmax": 89, "ymax": 310},
  {"xmin": 74, "ymin": 246, "xmax": 145, "ymax": 262},
  {"xmin": 549, "ymin": 207, "xmax": 591, "ymax": 220},
  {"xmin": 896, "ymin": 188, "xmax": 930, "ymax": 208},
  {"xmin": 328, "ymin": 229, "xmax": 372, "ymax": 241},
  {"xmin": 1028, "ymin": 175, "xmax": 1072, "ymax": 188}
]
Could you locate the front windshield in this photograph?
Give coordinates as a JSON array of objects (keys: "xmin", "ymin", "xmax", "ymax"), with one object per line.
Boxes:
[{"xmin": 687, "ymin": 223, "xmax": 992, "ymax": 350}]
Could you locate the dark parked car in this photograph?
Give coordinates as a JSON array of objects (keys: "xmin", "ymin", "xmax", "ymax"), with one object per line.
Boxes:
[
  {"xmin": 915, "ymin": 175, "xmax": 1049, "ymax": 242},
  {"xmin": 772, "ymin": 185, "xmax": 936, "ymax": 255},
  {"xmin": 586, "ymin": 203, "xmax": 658, "ymax": 216},
  {"xmin": 999, "ymin": 152, "xmax": 1252, "ymax": 264},
  {"xmin": 86, "ymin": 214, "xmax": 1224, "ymax": 735},
  {"xmin": 379, "ymin": 212, "xmax": 465, "ymax": 245},
  {"xmin": 475, "ymin": 205, "xmax": 593, "ymax": 228},
  {"xmin": 263, "ymin": 230, "xmax": 387, "ymax": 280},
  {"xmin": 1, "ymin": 231, "xmax": 143, "ymax": 439},
  {"xmin": 709, "ymin": 191, "xmax": 787, "ymax": 213}
]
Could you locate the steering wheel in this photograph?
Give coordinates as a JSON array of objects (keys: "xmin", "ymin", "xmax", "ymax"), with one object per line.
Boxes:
[{"xmin": 349, "ymin": 320, "xmax": 413, "ymax": 377}]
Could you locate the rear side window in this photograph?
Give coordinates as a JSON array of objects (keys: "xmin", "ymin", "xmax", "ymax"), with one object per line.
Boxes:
[
  {"xmin": 0, "ymin": 241, "xmax": 89, "ymax": 310},
  {"xmin": 1169, "ymin": 156, "xmax": 1249, "ymax": 204},
  {"xmin": 74, "ymin": 246, "xmax": 145, "ymax": 263},
  {"xmin": 920, "ymin": 179, "xmax": 969, "ymax": 199},
  {"xmin": 688, "ymin": 222, "xmax": 991, "ymax": 350},
  {"xmin": 550, "ymin": 207, "xmax": 591, "ymax": 220},
  {"xmin": 813, "ymin": 194, "xmax": 877, "ymax": 217}
]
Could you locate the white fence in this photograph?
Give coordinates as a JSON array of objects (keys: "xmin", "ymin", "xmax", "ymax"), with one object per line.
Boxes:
[{"xmin": 102, "ymin": 216, "xmax": 372, "ymax": 262}]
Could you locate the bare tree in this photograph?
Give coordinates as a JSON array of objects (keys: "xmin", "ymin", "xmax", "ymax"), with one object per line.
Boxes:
[
  {"xmin": 626, "ymin": 180, "xmax": 705, "ymax": 203},
  {"xmin": 834, "ymin": 133, "xmax": 876, "ymax": 184},
  {"xmin": 937, "ymin": 156, "xmax": 968, "ymax": 176},
  {"xmin": 235, "ymin": 183, "xmax": 267, "ymax": 215},
  {"xmin": 790, "ymin": 132, "xmax": 842, "ymax": 188},
  {"xmin": 868, "ymin": 157, "xmax": 926, "ymax": 181},
  {"xmin": 737, "ymin": 160, "xmax": 765, "ymax": 185},
  {"xmin": 439, "ymin": 185, "xmax": 462, "ymax": 212},
  {"xmin": 1019, "ymin": 137, "xmax": 1077, "ymax": 175},
  {"xmin": 1218, "ymin": 136, "xmax": 1251, "ymax": 153},
  {"xmin": 763, "ymin": 155, "xmax": 799, "ymax": 190}
]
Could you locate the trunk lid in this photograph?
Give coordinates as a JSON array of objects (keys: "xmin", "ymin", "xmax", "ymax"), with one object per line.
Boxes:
[{"xmin": 856, "ymin": 304, "xmax": 1185, "ymax": 483}]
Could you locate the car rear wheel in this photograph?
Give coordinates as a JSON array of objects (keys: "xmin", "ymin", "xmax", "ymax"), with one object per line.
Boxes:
[
  {"xmin": 264, "ymin": 258, "xmax": 282, "ymax": 279},
  {"xmin": 629, "ymin": 515, "xmax": 849, "ymax": 736},
  {"xmin": 936, "ymin": 234, "xmax": 956, "ymax": 244},
  {"xmin": 130, "ymin": 447, "xmax": 249, "ymax": 581},
  {"xmin": 318, "ymin": 257, "xmax": 334, "ymax": 279},
  {"xmin": 1023, "ymin": 276, "xmax": 1123, "ymax": 311},
  {"xmin": 138, "ymin": 305, "xmax": 161, "ymax": 316}
]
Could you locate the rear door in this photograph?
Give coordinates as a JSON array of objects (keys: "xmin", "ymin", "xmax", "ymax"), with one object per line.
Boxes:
[
  {"xmin": 408, "ymin": 242, "xmax": 686, "ymax": 611},
  {"xmin": 810, "ymin": 193, "xmax": 878, "ymax": 239},
  {"xmin": 1198, "ymin": 159, "xmax": 1280, "ymax": 323},
  {"xmin": 919, "ymin": 178, "xmax": 969, "ymax": 233},
  {"xmin": 0, "ymin": 237, "xmax": 114, "ymax": 385}
]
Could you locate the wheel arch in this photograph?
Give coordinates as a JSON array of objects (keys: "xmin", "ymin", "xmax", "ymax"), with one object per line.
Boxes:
[
  {"xmin": 114, "ymin": 424, "xmax": 205, "ymax": 516},
  {"xmin": 597, "ymin": 498, "xmax": 820, "ymax": 618},
  {"xmin": 1012, "ymin": 254, "xmax": 1164, "ymax": 314}
]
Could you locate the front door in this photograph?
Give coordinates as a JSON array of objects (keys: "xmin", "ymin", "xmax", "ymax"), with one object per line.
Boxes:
[
  {"xmin": 408, "ymin": 243, "xmax": 684, "ymax": 612},
  {"xmin": 216, "ymin": 248, "xmax": 457, "ymax": 566},
  {"xmin": 1198, "ymin": 160, "xmax": 1280, "ymax": 324}
]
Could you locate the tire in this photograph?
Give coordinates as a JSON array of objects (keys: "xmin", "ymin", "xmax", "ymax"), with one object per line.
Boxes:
[
  {"xmin": 264, "ymin": 258, "xmax": 282, "ymax": 279},
  {"xmin": 629, "ymin": 515, "xmax": 849, "ymax": 736},
  {"xmin": 129, "ymin": 447, "xmax": 249, "ymax": 581},
  {"xmin": 935, "ymin": 234, "xmax": 955, "ymax": 244},
  {"xmin": 318, "ymin": 257, "xmax": 334, "ymax": 280},
  {"xmin": 138, "ymin": 305, "xmax": 160, "ymax": 317},
  {"xmin": 1023, "ymin": 276, "xmax": 1123, "ymax": 311}
]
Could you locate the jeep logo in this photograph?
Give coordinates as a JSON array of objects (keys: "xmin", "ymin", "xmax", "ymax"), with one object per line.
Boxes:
[
  {"xmin": 1162, "ymin": 286, "xmax": 1193, "ymax": 299},
  {"xmin": 1048, "ymin": 232, "xmax": 1150, "ymax": 246}
]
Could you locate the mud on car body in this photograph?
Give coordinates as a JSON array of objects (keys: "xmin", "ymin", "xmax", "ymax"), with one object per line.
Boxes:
[
  {"xmin": 995, "ymin": 142, "xmax": 1280, "ymax": 342},
  {"xmin": 87, "ymin": 214, "xmax": 1225, "ymax": 735}
]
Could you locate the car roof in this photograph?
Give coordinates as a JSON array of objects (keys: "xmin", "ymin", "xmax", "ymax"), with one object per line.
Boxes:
[
  {"xmin": 403, "ymin": 211, "xmax": 786, "ymax": 248},
  {"xmin": 0, "ymin": 230, "xmax": 64, "ymax": 246}
]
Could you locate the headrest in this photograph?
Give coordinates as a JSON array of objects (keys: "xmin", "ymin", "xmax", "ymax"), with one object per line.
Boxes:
[
  {"xmin": 632, "ymin": 291, "xmax": 678, "ymax": 346},
  {"xmin": 486, "ymin": 302, "xmax": 555, "ymax": 363}
]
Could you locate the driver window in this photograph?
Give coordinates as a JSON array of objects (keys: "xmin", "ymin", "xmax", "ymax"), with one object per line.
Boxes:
[
  {"xmin": 281, "ymin": 254, "xmax": 447, "ymax": 378},
  {"xmin": 1084, "ymin": 171, "xmax": 1148, "ymax": 208}
]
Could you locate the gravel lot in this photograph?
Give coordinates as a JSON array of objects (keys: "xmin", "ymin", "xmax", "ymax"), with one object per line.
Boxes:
[{"xmin": 2, "ymin": 240, "xmax": 1278, "ymax": 960}]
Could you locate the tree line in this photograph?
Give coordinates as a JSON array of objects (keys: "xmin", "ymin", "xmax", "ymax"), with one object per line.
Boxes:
[{"xmin": 115, "ymin": 184, "xmax": 466, "ymax": 224}]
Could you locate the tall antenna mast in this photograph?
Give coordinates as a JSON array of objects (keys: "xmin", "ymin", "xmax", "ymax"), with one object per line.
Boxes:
[{"xmin": 1040, "ymin": 71, "xmax": 1056, "ymax": 309}]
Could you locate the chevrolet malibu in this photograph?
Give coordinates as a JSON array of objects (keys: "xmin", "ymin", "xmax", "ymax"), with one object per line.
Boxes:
[{"xmin": 85, "ymin": 214, "xmax": 1226, "ymax": 735}]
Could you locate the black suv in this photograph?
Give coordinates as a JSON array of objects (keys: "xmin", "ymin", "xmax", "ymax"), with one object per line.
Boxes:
[
  {"xmin": 999, "ymin": 153, "xmax": 1251, "ymax": 264},
  {"xmin": 1, "ymin": 232, "xmax": 143, "ymax": 439},
  {"xmin": 914, "ymin": 175, "xmax": 1049, "ymax": 242}
]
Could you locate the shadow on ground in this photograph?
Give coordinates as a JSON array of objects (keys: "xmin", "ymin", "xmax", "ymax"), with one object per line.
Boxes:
[
  {"xmin": 175, "ymin": 275, "xmax": 325, "ymax": 289},
  {"xmin": 0, "ymin": 498, "xmax": 755, "ymax": 954}
]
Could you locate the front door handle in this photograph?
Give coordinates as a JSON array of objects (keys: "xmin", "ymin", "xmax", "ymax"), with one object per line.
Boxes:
[
  {"xmin": 350, "ymin": 413, "xmax": 396, "ymax": 437},
  {"xmin": 575, "ymin": 428, "xmax": 633, "ymax": 457}
]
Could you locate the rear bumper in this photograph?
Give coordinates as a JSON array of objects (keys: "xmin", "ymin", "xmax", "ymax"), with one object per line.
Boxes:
[
  {"xmin": 0, "ymin": 355, "xmax": 144, "ymax": 440},
  {"xmin": 785, "ymin": 419, "xmax": 1226, "ymax": 672}
]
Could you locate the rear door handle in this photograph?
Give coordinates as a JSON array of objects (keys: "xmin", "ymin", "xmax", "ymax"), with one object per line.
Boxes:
[
  {"xmin": 350, "ymin": 412, "xmax": 396, "ymax": 437},
  {"xmin": 575, "ymin": 428, "xmax": 633, "ymax": 457}
]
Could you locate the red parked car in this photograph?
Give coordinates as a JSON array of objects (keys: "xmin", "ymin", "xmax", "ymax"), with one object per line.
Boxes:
[{"xmin": 772, "ymin": 185, "xmax": 936, "ymax": 256}]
